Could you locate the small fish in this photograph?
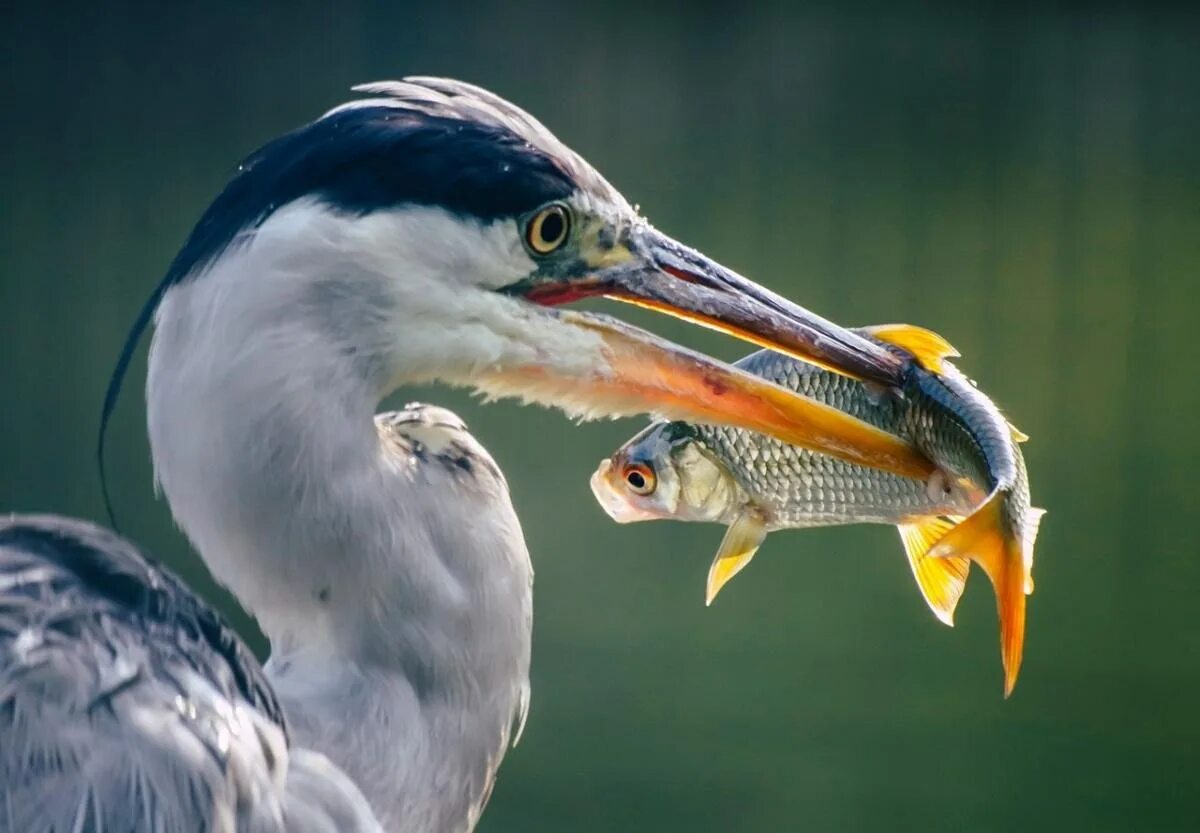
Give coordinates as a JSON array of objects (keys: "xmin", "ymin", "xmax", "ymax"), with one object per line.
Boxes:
[{"xmin": 592, "ymin": 324, "xmax": 1044, "ymax": 696}]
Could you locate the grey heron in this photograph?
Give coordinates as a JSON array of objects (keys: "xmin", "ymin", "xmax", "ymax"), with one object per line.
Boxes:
[{"xmin": 0, "ymin": 78, "xmax": 927, "ymax": 832}]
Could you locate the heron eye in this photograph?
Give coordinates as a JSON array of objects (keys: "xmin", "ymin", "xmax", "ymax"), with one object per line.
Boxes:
[
  {"xmin": 623, "ymin": 463, "xmax": 656, "ymax": 496},
  {"xmin": 526, "ymin": 203, "xmax": 571, "ymax": 254}
]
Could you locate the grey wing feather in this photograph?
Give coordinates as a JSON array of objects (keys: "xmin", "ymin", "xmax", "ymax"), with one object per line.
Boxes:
[
  {"xmin": 0, "ymin": 515, "xmax": 382, "ymax": 833},
  {"xmin": 283, "ymin": 751, "xmax": 384, "ymax": 833}
]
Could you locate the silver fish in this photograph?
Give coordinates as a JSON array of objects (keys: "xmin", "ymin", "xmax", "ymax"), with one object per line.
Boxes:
[{"xmin": 592, "ymin": 324, "xmax": 1044, "ymax": 696}]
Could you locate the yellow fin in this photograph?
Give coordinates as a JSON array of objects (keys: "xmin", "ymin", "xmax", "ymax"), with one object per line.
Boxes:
[
  {"xmin": 928, "ymin": 492, "xmax": 1025, "ymax": 697},
  {"xmin": 1010, "ymin": 423, "xmax": 1029, "ymax": 443},
  {"xmin": 898, "ymin": 517, "xmax": 970, "ymax": 626},
  {"xmin": 861, "ymin": 324, "xmax": 961, "ymax": 374},
  {"xmin": 706, "ymin": 510, "xmax": 767, "ymax": 606}
]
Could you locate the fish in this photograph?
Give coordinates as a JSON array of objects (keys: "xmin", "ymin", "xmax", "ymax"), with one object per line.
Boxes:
[{"xmin": 591, "ymin": 324, "xmax": 1044, "ymax": 696}]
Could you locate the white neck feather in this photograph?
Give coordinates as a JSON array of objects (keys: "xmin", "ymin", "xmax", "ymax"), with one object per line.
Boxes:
[{"xmin": 146, "ymin": 201, "xmax": 536, "ymax": 833}]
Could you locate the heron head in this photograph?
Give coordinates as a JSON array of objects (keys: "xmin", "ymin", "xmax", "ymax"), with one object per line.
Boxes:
[{"xmin": 111, "ymin": 78, "xmax": 925, "ymax": 499}]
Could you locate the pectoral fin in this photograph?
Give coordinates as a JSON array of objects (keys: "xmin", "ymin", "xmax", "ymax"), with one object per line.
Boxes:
[
  {"xmin": 706, "ymin": 510, "xmax": 768, "ymax": 606},
  {"xmin": 898, "ymin": 517, "xmax": 970, "ymax": 626},
  {"xmin": 861, "ymin": 324, "xmax": 961, "ymax": 374}
]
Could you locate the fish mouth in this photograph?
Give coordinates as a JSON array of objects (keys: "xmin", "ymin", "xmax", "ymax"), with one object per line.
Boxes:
[{"xmin": 507, "ymin": 226, "xmax": 933, "ymax": 479}]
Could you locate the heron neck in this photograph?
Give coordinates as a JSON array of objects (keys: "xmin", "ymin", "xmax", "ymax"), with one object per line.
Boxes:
[{"xmin": 146, "ymin": 247, "xmax": 532, "ymax": 833}]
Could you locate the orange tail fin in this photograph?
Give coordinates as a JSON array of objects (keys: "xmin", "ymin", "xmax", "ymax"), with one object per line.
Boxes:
[{"xmin": 928, "ymin": 492, "xmax": 1026, "ymax": 697}]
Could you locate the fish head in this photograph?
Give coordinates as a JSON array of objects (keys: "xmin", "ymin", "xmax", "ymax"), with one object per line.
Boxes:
[{"xmin": 590, "ymin": 422, "xmax": 743, "ymax": 525}]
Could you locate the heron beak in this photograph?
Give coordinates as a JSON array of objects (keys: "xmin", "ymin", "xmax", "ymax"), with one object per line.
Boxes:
[
  {"xmin": 608, "ymin": 226, "xmax": 906, "ymax": 386},
  {"xmin": 506, "ymin": 227, "xmax": 934, "ymax": 480}
]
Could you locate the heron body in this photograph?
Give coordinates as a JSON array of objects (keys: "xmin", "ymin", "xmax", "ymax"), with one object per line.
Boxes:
[
  {"xmin": 2, "ymin": 405, "xmax": 524, "ymax": 833},
  {"xmin": 3, "ymin": 78, "xmax": 918, "ymax": 831}
]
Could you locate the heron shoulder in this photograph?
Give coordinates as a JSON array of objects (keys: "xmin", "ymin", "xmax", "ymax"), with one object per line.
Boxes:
[{"xmin": 376, "ymin": 403, "xmax": 505, "ymax": 487}]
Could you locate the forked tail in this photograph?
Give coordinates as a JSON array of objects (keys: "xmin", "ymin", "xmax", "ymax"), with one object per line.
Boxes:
[{"xmin": 928, "ymin": 491, "xmax": 1043, "ymax": 697}]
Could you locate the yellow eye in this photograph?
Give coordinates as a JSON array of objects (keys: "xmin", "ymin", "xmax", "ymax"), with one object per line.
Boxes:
[
  {"xmin": 525, "ymin": 203, "xmax": 571, "ymax": 254},
  {"xmin": 622, "ymin": 463, "xmax": 657, "ymax": 496}
]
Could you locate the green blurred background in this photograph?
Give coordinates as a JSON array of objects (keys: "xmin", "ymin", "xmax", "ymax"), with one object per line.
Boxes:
[{"xmin": 2, "ymin": 3, "xmax": 1197, "ymax": 831}]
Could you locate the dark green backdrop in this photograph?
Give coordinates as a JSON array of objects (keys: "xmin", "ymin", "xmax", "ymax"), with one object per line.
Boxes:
[{"xmin": 2, "ymin": 4, "xmax": 1197, "ymax": 831}]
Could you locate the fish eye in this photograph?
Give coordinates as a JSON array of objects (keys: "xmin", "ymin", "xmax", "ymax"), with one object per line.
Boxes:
[
  {"xmin": 525, "ymin": 203, "xmax": 572, "ymax": 255},
  {"xmin": 622, "ymin": 463, "xmax": 656, "ymax": 496}
]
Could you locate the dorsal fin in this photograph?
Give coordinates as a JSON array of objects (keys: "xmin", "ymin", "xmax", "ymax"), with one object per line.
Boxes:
[
  {"xmin": 1009, "ymin": 423, "xmax": 1030, "ymax": 443},
  {"xmin": 861, "ymin": 324, "xmax": 961, "ymax": 374}
]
